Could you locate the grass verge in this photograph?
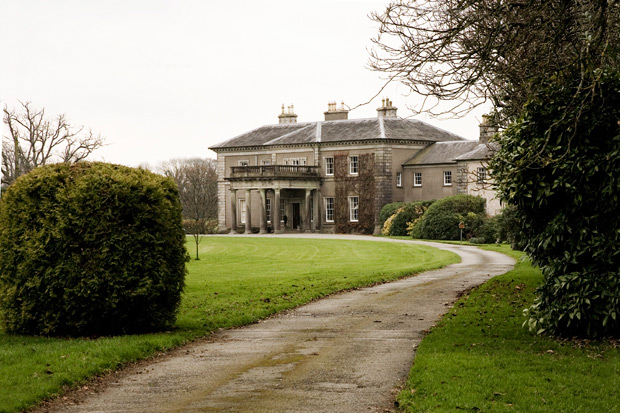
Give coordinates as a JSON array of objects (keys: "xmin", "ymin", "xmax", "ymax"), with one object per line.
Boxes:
[
  {"xmin": 396, "ymin": 244, "xmax": 619, "ymax": 412},
  {"xmin": 0, "ymin": 236, "xmax": 458, "ymax": 413}
]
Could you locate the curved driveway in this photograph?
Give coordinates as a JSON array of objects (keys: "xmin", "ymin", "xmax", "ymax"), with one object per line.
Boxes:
[{"xmin": 43, "ymin": 235, "xmax": 515, "ymax": 413}]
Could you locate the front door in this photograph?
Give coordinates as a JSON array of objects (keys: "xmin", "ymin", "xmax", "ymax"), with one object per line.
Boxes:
[{"xmin": 292, "ymin": 203, "xmax": 301, "ymax": 229}]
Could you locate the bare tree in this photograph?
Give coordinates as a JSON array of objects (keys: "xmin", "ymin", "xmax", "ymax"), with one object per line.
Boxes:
[
  {"xmin": 369, "ymin": 0, "xmax": 620, "ymax": 124},
  {"xmin": 2, "ymin": 101, "xmax": 104, "ymax": 186},
  {"xmin": 160, "ymin": 158, "xmax": 218, "ymax": 260}
]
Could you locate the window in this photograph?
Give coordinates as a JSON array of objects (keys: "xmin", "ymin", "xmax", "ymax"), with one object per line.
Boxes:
[
  {"xmin": 396, "ymin": 172, "xmax": 402, "ymax": 187},
  {"xmin": 266, "ymin": 198, "xmax": 271, "ymax": 223},
  {"xmin": 280, "ymin": 199, "xmax": 285, "ymax": 222},
  {"xmin": 300, "ymin": 158, "xmax": 307, "ymax": 166},
  {"xmin": 238, "ymin": 160, "xmax": 249, "ymax": 167},
  {"xmin": 262, "ymin": 160, "xmax": 271, "ymax": 166},
  {"xmin": 477, "ymin": 167, "xmax": 487, "ymax": 183},
  {"xmin": 291, "ymin": 158, "xmax": 300, "ymax": 166},
  {"xmin": 325, "ymin": 157, "xmax": 334, "ymax": 175},
  {"xmin": 444, "ymin": 171, "xmax": 452, "ymax": 186},
  {"xmin": 414, "ymin": 172, "xmax": 422, "ymax": 187},
  {"xmin": 349, "ymin": 196, "xmax": 359, "ymax": 222},
  {"xmin": 349, "ymin": 155, "xmax": 359, "ymax": 175},
  {"xmin": 239, "ymin": 199, "xmax": 246, "ymax": 224},
  {"xmin": 325, "ymin": 197, "xmax": 335, "ymax": 222}
]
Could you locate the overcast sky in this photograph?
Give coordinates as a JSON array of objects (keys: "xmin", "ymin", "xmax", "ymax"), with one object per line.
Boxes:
[{"xmin": 1, "ymin": 0, "xmax": 489, "ymax": 168}]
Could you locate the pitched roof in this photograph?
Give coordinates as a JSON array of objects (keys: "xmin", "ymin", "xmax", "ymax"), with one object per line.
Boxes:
[
  {"xmin": 209, "ymin": 117, "xmax": 466, "ymax": 150},
  {"xmin": 403, "ymin": 140, "xmax": 490, "ymax": 165},
  {"xmin": 454, "ymin": 142, "xmax": 497, "ymax": 161}
]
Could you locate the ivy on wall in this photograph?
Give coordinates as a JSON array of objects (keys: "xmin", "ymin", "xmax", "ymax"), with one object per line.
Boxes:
[{"xmin": 334, "ymin": 152, "xmax": 375, "ymax": 234}]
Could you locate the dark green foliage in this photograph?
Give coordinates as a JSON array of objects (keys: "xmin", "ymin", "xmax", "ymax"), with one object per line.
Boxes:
[
  {"xmin": 0, "ymin": 162, "xmax": 189, "ymax": 337},
  {"xmin": 389, "ymin": 201, "xmax": 433, "ymax": 236},
  {"xmin": 490, "ymin": 70, "xmax": 620, "ymax": 337},
  {"xmin": 472, "ymin": 206, "xmax": 524, "ymax": 246},
  {"xmin": 493, "ymin": 205, "xmax": 524, "ymax": 249},
  {"xmin": 411, "ymin": 195, "xmax": 486, "ymax": 240},
  {"xmin": 378, "ymin": 202, "xmax": 404, "ymax": 229}
]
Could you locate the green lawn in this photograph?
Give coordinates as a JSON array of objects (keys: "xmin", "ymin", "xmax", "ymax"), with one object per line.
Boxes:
[
  {"xmin": 397, "ymin": 244, "xmax": 620, "ymax": 413},
  {"xmin": 0, "ymin": 237, "xmax": 458, "ymax": 413}
]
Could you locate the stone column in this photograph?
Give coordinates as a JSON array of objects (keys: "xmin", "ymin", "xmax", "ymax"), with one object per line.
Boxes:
[
  {"xmin": 274, "ymin": 188, "xmax": 281, "ymax": 233},
  {"xmin": 312, "ymin": 188, "xmax": 320, "ymax": 232},
  {"xmin": 258, "ymin": 189, "xmax": 267, "ymax": 234},
  {"xmin": 229, "ymin": 188, "xmax": 238, "ymax": 234},
  {"xmin": 244, "ymin": 189, "xmax": 252, "ymax": 234},
  {"xmin": 304, "ymin": 188, "xmax": 312, "ymax": 233}
]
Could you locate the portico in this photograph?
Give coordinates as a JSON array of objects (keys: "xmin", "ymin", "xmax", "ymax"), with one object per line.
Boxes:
[{"xmin": 225, "ymin": 165, "xmax": 321, "ymax": 234}]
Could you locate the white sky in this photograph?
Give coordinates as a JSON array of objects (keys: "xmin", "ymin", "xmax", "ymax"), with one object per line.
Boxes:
[{"xmin": 1, "ymin": 0, "xmax": 489, "ymax": 168}]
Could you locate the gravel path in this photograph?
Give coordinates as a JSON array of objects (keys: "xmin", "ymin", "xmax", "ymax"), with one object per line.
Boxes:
[{"xmin": 38, "ymin": 235, "xmax": 515, "ymax": 413}]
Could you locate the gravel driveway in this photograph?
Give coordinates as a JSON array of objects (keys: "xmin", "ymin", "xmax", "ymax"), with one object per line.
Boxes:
[{"xmin": 38, "ymin": 235, "xmax": 515, "ymax": 413}]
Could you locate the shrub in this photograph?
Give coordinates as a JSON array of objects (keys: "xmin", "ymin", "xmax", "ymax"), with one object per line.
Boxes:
[
  {"xmin": 490, "ymin": 70, "xmax": 620, "ymax": 337},
  {"xmin": 0, "ymin": 162, "xmax": 189, "ymax": 337},
  {"xmin": 411, "ymin": 195, "xmax": 486, "ymax": 240},
  {"xmin": 379, "ymin": 202, "xmax": 404, "ymax": 229},
  {"xmin": 381, "ymin": 207, "xmax": 402, "ymax": 235},
  {"xmin": 390, "ymin": 201, "xmax": 434, "ymax": 236}
]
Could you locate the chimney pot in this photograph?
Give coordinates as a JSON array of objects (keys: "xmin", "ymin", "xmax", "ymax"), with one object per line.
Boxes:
[
  {"xmin": 377, "ymin": 97, "xmax": 398, "ymax": 118},
  {"xmin": 324, "ymin": 100, "xmax": 349, "ymax": 121},
  {"xmin": 278, "ymin": 103, "xmax": 297, "ymax": 124}
]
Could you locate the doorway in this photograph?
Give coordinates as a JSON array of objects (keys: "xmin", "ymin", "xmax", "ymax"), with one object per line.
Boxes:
[{"xmin": 292, "ymin": 203, "xmax": 301, "ymax": 230}]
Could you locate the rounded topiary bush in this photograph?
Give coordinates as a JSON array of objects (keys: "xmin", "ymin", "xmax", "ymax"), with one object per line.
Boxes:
[
  {"xmin": 411, "ymin": 195, "xmax": 486, "ymax": 240},
  {"xmin": 0, "ymin": 162, "xmax": 189, "ymax": 336}
]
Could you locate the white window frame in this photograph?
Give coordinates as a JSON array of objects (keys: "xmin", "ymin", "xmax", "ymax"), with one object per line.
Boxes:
[
  {"xmin": 325, "ymin": 157, "xmax": 334, "ymax": 176},
  {"xmin": 414, "ymin": 172, "xmax": 422, "ymax": 187},
  {"xmin": 443, "ymin": 171, "xmax": 452, "ymax": 186},
  {"xmin": 266, "ymin": 198, "xmax": 271, "ymax": 223},
  {"xmin": 477, "ymin": 167, "xmax": 487, "ymax": 183},
  {"xmin": 349, "ymin": 155, "xmax": 359, "ymax": 175},
  {"xmin": 349, "ymin": 196, "xmax": 359, "ymax": 222},
  {"xmin": 280, "ymin": 199, "xmax": 285, "ymax": 222},
  {"xmin": 325, "ymin": 197, "xmax": 335, "ymax": 223},
  {"xmin": 396, "ymin": 172, "xmax": 402, "ymax": 187},
  {"xmin": 239, "ymin": 199, "xmax": 247, "ymax": 224}
]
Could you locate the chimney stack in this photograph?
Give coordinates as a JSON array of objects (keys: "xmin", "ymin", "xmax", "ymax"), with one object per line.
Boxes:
[
  {"xmin": 478, "ymin": 114, "xmax": 498, "ymax": 144},
  {"xmin": 376, "ymin": 98, "xmax": 398, "ymax": 118},
  {"xmin": 278, "ymin": 104, "xmax": 298, "ymax": 124},
  {"xmin": 324, "ymin": 101, "xmax": 349, "ymax": 121}
]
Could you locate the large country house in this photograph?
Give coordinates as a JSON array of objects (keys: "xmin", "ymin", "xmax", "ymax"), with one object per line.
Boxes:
[{"xmin": 209, "ymin": 100, "xmax": 499, "ymax": 234}]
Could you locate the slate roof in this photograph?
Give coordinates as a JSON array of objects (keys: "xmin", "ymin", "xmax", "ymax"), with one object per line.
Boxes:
[
  {"xmin": 209, "ymin": 117, "xmax": 466, "ymax": 150},
  {"xmin": 403, "ymin": 140, "xmax": 493, "ymax": 166}
]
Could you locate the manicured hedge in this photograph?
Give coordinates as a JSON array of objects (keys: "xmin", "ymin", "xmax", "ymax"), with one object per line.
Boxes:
[
  {"xmin": 411, "ymin": 195, "xmax": 486, "ymax": 240},
  {"xmin": 0, "ymin": 162, "xmax": 189, "ymax": 336}
]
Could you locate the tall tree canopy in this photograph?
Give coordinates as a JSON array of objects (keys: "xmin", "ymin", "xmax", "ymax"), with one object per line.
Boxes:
[
  {"xmin": 371, "ymin": 0, "xmax": 620, "ymax": 337},
  {"xmin": 370, "ymin": 0, "xmax": 620, "ymax": 122}
]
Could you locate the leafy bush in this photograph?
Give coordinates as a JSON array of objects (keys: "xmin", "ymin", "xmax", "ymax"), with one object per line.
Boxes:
[
  {"xmin": 381, "ymin": 207, "xmax": 402, "ymax": 235},
  {"xmin": 391, "ymin": 201, "xmax": 434, "ymax": 236},
  {"xmin": 0, "ymin": 162, "xmax": 189, "ymax": 337},
  {"xmin": 490, "ymin": 70, "xmax": 620, "ymax": 337},
  {"xmin": 411, "ymin": 195, "xmax": 486, "ymax": 240},
  {"xmin": 381, "ymin": 201, "xmax": 433, "ymax": 236},
  {"xmin": 379, "ymin": 202, "xmax": 404, "ymax": 229}
]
